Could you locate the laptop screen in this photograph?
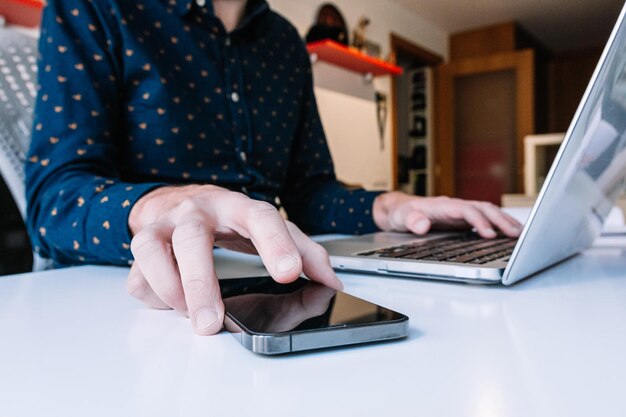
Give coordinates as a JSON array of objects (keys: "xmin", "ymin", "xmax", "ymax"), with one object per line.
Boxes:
[{"xmin": 504, "ymin": 3, "xmax": 626, "ymax": 283}]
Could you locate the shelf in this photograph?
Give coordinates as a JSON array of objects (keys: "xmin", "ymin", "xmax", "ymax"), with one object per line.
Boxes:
[
  {"xmin": 307, "ymin": 40, "xmax": 403, "ymax": 77},
  {"xmin": 0, "ymin": 0, "xmax": 44, "ymax": 27},
  {"xmin": 409, "ymin": 137, "xmax": 427, "ymax": 145}
]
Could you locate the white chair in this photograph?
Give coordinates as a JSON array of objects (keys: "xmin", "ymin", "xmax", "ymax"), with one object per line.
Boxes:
[{"xmin": 0, "ymin": 24, "xmax": 50, "ymax": 271}]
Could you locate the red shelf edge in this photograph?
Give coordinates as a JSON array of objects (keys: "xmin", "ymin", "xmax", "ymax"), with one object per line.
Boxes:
[
  {"xmin": 0, "ymin": 0, "xmax": 44, "ymax": 27},
  {"xmin": 307, "ymin": 40, "xmax": 403, "ymax": 77},
  {"xmin": 4, "ymin": 0, "xmax": 43, "ymax": 9}
]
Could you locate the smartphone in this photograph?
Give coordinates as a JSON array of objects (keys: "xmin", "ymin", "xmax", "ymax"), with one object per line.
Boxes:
[{"xmin": 219, "ymin": 276, "xmax": 409, "ymax": 355}]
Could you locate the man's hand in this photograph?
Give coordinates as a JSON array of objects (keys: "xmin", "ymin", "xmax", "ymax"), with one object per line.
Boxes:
[
  {"xmin": 126, "ymin": 184, "xmax": 342, "ymax": 336},
  {"xmin": 373, "ymin": 192, "xmax": 523, "ymax": 238}
]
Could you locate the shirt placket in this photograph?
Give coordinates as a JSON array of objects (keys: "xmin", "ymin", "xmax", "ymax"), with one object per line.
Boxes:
[{"xmin": 221, "ymin": 34, "xmax": 254, "ymax": 194}]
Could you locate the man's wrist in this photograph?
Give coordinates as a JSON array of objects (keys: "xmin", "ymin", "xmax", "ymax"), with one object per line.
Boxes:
[
  {"xmin": 373, "ymin": 191, "xmax": 415, "ymax": 231},
  {"xmin": 129, "ymin": 186, "xmax": 167, "ymax": 236},
  {"xmin": 373, "ymin": 191, "xmax": 398, "ymax": 230}
]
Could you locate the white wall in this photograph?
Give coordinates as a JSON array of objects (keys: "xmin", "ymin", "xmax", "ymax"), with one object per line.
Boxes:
[
  {"xmin": 269, "ymin": 0, "xmax": 448, "ymax": 190},
  {"xmin": 269, "ymin": 0, "xmax": 447, "ymax": 60}
]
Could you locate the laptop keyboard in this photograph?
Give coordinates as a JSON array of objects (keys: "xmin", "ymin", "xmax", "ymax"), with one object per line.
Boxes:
[{"xmin": 357, "ymin": 234, "xmax": 517, "ymax": 265}]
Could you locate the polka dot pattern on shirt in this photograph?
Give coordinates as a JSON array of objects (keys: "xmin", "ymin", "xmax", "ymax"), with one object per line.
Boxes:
[{"xmin": 26, "ymin": 0, "xmax": 380, "ymax": 266}]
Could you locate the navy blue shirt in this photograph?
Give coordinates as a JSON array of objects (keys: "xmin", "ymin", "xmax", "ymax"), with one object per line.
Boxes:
[{"xmin": 26, "ymin": 0, "xmax": 381, "ymax": 266}]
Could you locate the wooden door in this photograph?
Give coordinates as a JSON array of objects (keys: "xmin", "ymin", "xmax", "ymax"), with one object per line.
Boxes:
[{"xmin": 433, "ymin": 50, "xmax": 535, "ymax": 202}]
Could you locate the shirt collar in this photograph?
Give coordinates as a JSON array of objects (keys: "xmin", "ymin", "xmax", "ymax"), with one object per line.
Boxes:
[
  {"xmin": 165, "ymin": 0, "xmax": 269, "ymax": 25},
  {"xmin": 164, "ymin": 0, "xmax": 195, "ymax": 17},
  {"xmin": 238, "ymin": 0, "xmax": 270, "ymax": 29}
]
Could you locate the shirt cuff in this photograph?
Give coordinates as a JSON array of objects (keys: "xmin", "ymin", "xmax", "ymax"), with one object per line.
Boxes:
[
  {"xmin": 83, "ymin": 182, "xmax": 166, "ymax": 265},
  {"xmin": 334, "ymin": 189, "xmax": 383, "ymax": 234}
]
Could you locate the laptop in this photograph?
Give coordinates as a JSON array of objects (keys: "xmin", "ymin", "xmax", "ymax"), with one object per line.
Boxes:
[{"xmin": 322, "ymin": 3, "xmax": 626, "ymax": 285}]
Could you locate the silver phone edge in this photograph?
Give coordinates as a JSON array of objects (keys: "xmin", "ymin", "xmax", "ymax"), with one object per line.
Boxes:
[{"xmin": 225, "ymin": 315, "xmax": 409, "ymax": 355}]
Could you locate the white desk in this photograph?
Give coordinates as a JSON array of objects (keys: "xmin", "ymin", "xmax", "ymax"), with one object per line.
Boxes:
[{"xmin": 2, "ymin": 246, "xmax": 626, "ymax": 417}]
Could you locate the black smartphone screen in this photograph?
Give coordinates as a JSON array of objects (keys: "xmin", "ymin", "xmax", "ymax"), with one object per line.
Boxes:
[{"xmin": 219, "ymin": 276, "xmax": 405, "ymax": 335}]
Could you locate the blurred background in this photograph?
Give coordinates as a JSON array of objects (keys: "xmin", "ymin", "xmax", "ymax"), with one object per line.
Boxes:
[{"xmin": 0, "ymin": 0, "xmax": 624, "ymax": 274}]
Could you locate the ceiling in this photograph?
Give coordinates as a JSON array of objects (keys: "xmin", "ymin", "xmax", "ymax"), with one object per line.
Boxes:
[{"xmin": 389, "ymin": 0, "xmax": 625, "ymax": 53}]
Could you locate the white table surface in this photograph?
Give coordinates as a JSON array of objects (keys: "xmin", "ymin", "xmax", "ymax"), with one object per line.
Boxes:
[{"xmin": 2, "ymin": 244, "xmax": 626, "ymax": 417}]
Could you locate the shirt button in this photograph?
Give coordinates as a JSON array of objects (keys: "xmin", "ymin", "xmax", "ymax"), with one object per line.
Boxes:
[
  {"xmin": 240, "ymin": 151, "xmax": 247, "ymax": 162},
  {"xmin": 230, "ymin": 92, "xmax": 240, "ymax": 102},
  {"xmin": 225, "ymin": 37, "xmax": 231, "ymax": 47},
  {"xmin": 196, "ymin": 0, "xmax": 206, "ymax": 6},
  {"xmin": 242, "ymin": 186, "xmax": 248, "ymax": 194}
]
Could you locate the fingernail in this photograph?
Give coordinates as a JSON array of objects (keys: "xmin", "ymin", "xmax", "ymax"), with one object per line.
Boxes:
[
  {"xmin": 414, "ymin": 219, "xmax": 429, "ymax": 231},
  {"xmin": 331, "ymin": 275, "xmax": 344, "ymax": 290},
  {"xmin": 195, "ymin": 308, "xmax": 218, "ymax": 332},
  {"xmin": 276, "ymin": 255, "xmax": 299, "ymax": 273},
  {"xmin": 485, "ymin": 228, "xmax": 497, "ymax": 238}
]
